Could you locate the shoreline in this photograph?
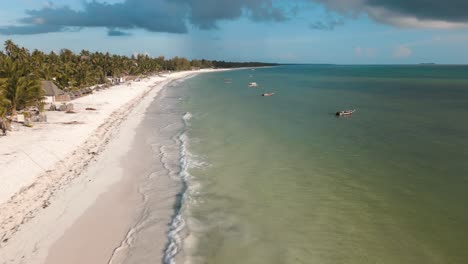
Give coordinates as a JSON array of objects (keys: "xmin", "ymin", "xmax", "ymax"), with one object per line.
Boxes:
[{"xmin": 0, "ymin": 69, "xmax": 229, "ymax": 264}]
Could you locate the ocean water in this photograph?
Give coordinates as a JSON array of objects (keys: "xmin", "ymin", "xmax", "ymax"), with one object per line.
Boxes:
[{"xmin": 163, "ymin": 65, "xmax": 468, "ymax": 264}]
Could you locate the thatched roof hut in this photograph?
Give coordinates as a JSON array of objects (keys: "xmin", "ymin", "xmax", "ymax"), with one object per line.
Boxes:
[
  {"xmin": 41, "ymin": 81, "xmax": 64, "ymax": 96},
  {"xmin": 42, "ymin": 81, "xmax": 70, "ymax": 103}
]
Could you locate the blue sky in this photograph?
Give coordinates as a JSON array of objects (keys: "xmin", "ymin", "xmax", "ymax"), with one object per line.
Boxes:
[{"xmin": 0, "ymin": 0, "xmax": 467, "ymax": 64}]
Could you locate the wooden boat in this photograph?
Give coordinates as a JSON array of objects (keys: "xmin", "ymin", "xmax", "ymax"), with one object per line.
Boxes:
[
  {"xmin": 336, "ymin": 109, "xmax": 355, "ymax": 116},
  {"xmin": 262, "ymin": 92, "xmax": 275, "ymax": 97}
]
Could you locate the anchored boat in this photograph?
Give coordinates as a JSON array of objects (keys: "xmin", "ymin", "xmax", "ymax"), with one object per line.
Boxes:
[{"xmin": 336, "ymin": 109, "xmax": 355, "ymax": 116}]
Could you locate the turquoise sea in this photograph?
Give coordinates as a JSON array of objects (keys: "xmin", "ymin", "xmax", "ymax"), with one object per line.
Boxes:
[{"xmin": 163, "ymin": 65, "xmax": 468, "ymax": 264}]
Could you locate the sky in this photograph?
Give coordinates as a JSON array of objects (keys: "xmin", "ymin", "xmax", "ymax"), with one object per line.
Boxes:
[{"xmin": 0, "ymin": 0, "xmax": 467, "ymax": 64}]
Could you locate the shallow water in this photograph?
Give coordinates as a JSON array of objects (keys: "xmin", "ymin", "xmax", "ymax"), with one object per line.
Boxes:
[{"xmin": 163, "ymin": 65, "xmax": 468, "ymax": 264}]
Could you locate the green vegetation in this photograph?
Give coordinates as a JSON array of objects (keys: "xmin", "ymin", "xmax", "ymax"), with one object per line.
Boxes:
[
  {"xmin": 211, "ymin": 61, "xmax": 277, "ymax": 68},
  {"xmin": 0, "ymin": 40, "xmax": 277, "ymax": 117},
  {"xmin": 0, "ymin": 52, "xmax": 43, "ymax": 115}
]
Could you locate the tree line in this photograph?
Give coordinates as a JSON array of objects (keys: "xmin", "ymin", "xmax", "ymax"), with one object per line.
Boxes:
[{"xmin": 0, "ymin": 40, "xmax": 276, "ymax": 119}]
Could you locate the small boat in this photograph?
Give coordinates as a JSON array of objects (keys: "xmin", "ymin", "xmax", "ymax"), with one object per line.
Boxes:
[
  {"xmin": 248, "ymin": 82, "xmax": 258, "ymax": 87},
  {"xmin": 336, "ymin": 109, "xmax": 355, "ymax": 116},
  {"xmin": 262, "ymin": 92, "xmax": 275, "ymax": 97}
]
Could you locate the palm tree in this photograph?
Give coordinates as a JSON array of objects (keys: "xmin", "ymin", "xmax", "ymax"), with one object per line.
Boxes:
[
  {"xmin": 4, "ymin": 40, "xmax": 29, "ymax": 63},
  {"xmin": 36, "ymin": 63, "xmax": 55, "ymax": 81},
  {"xmin": 0, "ymin": 89, "xmax": 11, "ymax": 135},
  {"xmin": 1, "ymin": 39, "xmax": 260, "ymax": 107},
  {"xmin": 0, "ymin": 85, "xmax": 11, "ymax": 117},
  {"xmin": 0, "ymin": 57, "xmax": 43, "ymax": 114}
]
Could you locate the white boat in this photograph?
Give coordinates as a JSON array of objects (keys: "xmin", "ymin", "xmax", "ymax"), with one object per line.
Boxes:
[
  {"xmin": 262, "ymin": 92, "xmax": 275, "ymax": 97},
  {"xmin": 336, "ymin": 109, "xmax": 355, "ymax": 116},
  {"xmin": 248, "ymin": 82, "xmax": 258, "ymax": 87}
]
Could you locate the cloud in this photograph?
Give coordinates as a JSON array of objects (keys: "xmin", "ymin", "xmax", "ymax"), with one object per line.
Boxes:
[
  {"xmin": 4, "ymin": 0, "xmax": 468, "ymax": 36},
  {"xmin": 16, "ymin": 1, "xmax": 189, "ymax": 34},
  {"xmin": 183, "ymin": 0, "xmax": 286, "ymax": 29},
  {"xmin": 309, "ymin": 18, "xmax": 344, "ymax": 30},
  {"xmin": 310, "ymin": 0, "xmax": 468, "ymax": 29},
  {"xmin": 107, "ymin": 29, "xmax": 131, "ymax": 37},
  {"xmin": 365, "ymin": 6, "xmax": 468, "ymax": 29},
  {"xmin": 394, "ymin": 45, "xmax": 412, "ymax": 58},
  {"xmin": 355, "ymin": 46, "xmax": 362, "ymax": 55},
  {"xmin": 366, "ymin": 0, "xmax": 468, "ymax": 24},
  {"xmin": 355, "ymin": 46, "xmax": 377, "ymax": 57},
  {"xmin": 0, "ymin": 0, "xmax": 287, "ymax": 35},
  {"xmin": 0, "ymin": 24, "xmax": 64, "ymax": 35}
]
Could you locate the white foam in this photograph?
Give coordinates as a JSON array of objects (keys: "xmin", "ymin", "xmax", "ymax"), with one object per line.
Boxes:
[
  {"xmin": 163, "ymin": 112, "xmax": 200, "ymax": 264},
  {"xmin": 182, "ymin": 112, "xmax": 193, "ymax": 122}
]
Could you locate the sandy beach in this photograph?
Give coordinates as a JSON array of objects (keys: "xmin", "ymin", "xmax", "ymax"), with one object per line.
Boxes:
[{"xmin": 0, "ymin": 69, "xmax": 222, "ymax": 264}]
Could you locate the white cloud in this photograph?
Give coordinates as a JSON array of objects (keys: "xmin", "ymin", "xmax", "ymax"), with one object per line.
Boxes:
[
  {"xmin": 311, "ymin": 0, "xmax": 468, "ymax": 29},
  {"xmin": 33, "ymin": 17, "xmax": 45, "ymax": 25},
  {"xmin": 354, "ymin": 46, "xmax": 362, "ymax": 56},
  {"xmin": 366, "ymin": 6, "xmax": 468, "ymax": 29},
  {"xmin": 43, "ymin": 1, "xmax": 54, "ymax": 8},
  {"xmin": 394, "ymin": 45, "xmax": 412, "ymax": 58},
  {"xmin": 355, "ymin": 46, "xmax": 376, "ymax": 57}
]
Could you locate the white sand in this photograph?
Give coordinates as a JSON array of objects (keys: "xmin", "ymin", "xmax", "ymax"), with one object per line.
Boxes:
[{"xmin": 0, "ymin": 69, "xmax": 225, "ymax": 264}]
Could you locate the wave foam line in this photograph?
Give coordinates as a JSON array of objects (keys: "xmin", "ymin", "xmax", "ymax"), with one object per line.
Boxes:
[{"xmin": 163, "ymin": 112, "xmax": 192, "ymax": 264}]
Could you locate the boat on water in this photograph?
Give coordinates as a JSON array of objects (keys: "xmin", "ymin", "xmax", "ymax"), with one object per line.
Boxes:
[
  {"xmin": 336, "ymin": 109, "xmax": 355, "ymax": 116},
  {"xmin": 248, "ymin": 82, "xmax": 258, "ymax": 87},
  {"xmin": 262, "ymin": 92, "xmax": 275, "ymax": 97}
]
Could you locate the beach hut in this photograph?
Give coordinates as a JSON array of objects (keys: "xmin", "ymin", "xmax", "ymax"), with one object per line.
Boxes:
[{"xmin": 41, "ymin": 81, "xmax": 70, "ymax": 103}]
